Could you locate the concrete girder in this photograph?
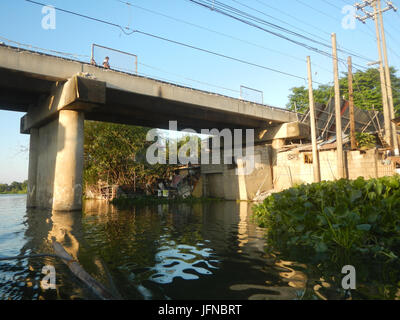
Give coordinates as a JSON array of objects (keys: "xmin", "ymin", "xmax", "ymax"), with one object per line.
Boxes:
[
  {"xmin": 256, "ymin": 122, "xmax": 310, "ymax": 142},
  {"xmin": 0, "ymin": 45, "xmax": 298, "ymax": 130},
  {"xmin": 20, "ymin": 75, "xmax": 105, "ymax": 133}
]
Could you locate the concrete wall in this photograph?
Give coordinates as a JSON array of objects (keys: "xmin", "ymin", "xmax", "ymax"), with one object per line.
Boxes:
[
  {"xmin": 273, "ymin": 149, "xmax": 338, "ymax": 190},
  {"xmin": 202, "ymin": 145, "xmax": 274, "ymax": 200},
  {"xmin": 347, "ymin": 149, "xmax": 378, "ymax": 180},
  {"xmin": 203, "ymin": 145, "xmax": 396, "ymax": 200},
  {"xmin": 274, "ymin": 149, "xmax": 395, "ymax": 191}
]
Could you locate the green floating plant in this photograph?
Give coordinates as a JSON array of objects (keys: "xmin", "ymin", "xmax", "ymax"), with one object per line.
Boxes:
[{"xmin": 252, "ymin": 175, "xmax": 400, "ymax": 261}]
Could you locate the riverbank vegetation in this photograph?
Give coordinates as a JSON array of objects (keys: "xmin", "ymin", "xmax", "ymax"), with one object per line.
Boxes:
[
  {"xmin": 287, "ymin": 67, "xmax": 400, "ymax": 113},
  {"xmin": 111, "ymin": 196, "xmax": 224, "ymax": 208},
  {"xmin": 84, "ymin": 121, "xmax": 202, "ymax": 196},
  {"xmin": 0, "ymin": 181, "xmax": 27, "ymax": 194},
  {"xmin": 252, "ymin": 176, "xmax": 400, "ymax": 261},
  {"xmin": 84, "ymin": 122, "xmax": 172, "ymax": 191}
]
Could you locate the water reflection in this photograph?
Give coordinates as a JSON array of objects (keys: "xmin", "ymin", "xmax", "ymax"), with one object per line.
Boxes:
[
  {"xmin": 149, "ymin": 242, "xmax": 218, "ymax": 284},
  {"xmin": 2, "ymin": 195, "xmax": 399, "ymax": 300},
  {"xmin": 2, "ymin": 196, "xmax": 289, "ymax": 300}
]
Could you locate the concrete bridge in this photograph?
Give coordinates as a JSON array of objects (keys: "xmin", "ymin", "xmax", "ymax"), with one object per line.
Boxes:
[{"xmin": 0, "ymin": 44, "xmax": 306, "ymax": 211}]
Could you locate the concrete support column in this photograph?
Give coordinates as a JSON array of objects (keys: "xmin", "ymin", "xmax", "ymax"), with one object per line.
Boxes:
[
  {"xmin": 52, "ymin": 110, "xmax": 84, "ymax": 212},
  {"xmin": 272, "ymin": 138, "xmax": 285, "ymax": 150},
  {"xmin": 27, "ymin": 128, "xmax": 39, "ymax": 208}
]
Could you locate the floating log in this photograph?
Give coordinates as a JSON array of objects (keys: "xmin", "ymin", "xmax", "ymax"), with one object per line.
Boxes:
[{"xmin": 52, "ymin": 239, "xmax": 116, "ymax": 300}]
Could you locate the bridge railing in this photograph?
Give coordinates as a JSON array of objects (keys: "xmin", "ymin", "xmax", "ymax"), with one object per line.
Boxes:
[
  {"xmin": 91, "ymin": 43, "xmax": 138, "ymax": 74},
  {"xmin": 240, "ymin": 85, "xmax": 264, "ymax": 105}
]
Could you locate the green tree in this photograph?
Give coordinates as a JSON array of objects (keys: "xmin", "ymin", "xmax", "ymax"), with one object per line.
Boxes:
[
  {"xmin": 0, "ymin": 181, "xmax": 28, "ymax": 194},
  {"xmin": 287, "ymin": 67, "xmax": 400, "ymax": 115},
  {"xmin": 84, "ymin": 121, "xmax": 182, "ymax": 193}
]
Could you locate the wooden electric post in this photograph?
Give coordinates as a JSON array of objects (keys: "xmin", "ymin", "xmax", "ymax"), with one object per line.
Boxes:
[
  {"xmin": 307, "ymin": 56, "xmax": 321, "ymax": 182},
  {"xmin": 354, "ymin": 0, "xmax": 397, "ymax": 151},
  {"xmin": 332, "ymin": 33, "xmax": 345, "ymax": 179},
  {"xmin": 348, "ymin": 56, "xmax": 357, "ymax": 150},
  {"xmin": 377, "ymin": 0, "xmax": 399, "ymax": 155},
  {"xmin": 372, "ymin": 0, "xmax": 392, "ymax": 148}
]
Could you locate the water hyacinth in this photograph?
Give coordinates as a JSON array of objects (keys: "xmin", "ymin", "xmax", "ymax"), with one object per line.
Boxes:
[{"xmin": 252, "ymin": 175, "xmax": 400, "ymax": 260}]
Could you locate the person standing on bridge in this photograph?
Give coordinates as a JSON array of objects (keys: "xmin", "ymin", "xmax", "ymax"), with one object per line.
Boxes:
[{"xmin": 103, "ymin": 56, "xmax": 110, "ymax": 69}]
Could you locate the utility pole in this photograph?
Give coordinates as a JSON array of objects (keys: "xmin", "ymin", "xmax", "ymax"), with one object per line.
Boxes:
[
  {"xmin": 332, "ymin": 33, "xmax": 345, "ymax": 179},
  {"xmin": 307, "ymin": 56, "xmax": 321, "ymax": 182},
  {"xmin": 348, "ymin": 56, "xmax": 357, "ymax": 150},
  {"xmin": 377, "ymin": 0, "xmax": 399, "ymax": 155},
  {"xmin": 372, "ymin": 0, "xmax": 392, "ymax": 149},
  {"xmin": 354, "ymin": 0, "xmax": 398, "ymax": 152}
]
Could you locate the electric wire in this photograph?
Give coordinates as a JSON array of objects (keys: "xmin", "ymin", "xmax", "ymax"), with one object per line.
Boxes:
[
  {"xmin": 0, "ymin": 35, "xmax": 89, "ymax": 59},
  {"xmin": 114, "ymin": 0, "xmax": 334, "ymax": 74},
  {"xmin": 230, "ymin": 0, "xmax": 331, "ymax": 44},
  {"xmin": 23, "ymin": 0, "xmax": 398, "ymax": 97},
  {"xmin": 24, "ymin": 0, "xmax": 314, "ymax": 84},
  {"xmin": 186, "ymin": 0, "xmax": 373, "ymax": 68},
  {"xmin": 254, "ymin": 0, "xmax": 331, "ymax": 36}
]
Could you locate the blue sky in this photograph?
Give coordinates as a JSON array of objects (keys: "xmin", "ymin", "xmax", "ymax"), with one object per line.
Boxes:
[{"xmin": 0, "ymin": 0, "xmax": 400, "ymax": 183}]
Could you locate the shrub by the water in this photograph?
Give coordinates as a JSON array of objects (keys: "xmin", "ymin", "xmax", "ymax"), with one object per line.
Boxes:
[
  {"xmin": 111, "ymin": 196, "xmax": 223, "ymax": 208},
  {"xmin": 252, "ymin": 175, "xmax": 400, "ymax": 260}
]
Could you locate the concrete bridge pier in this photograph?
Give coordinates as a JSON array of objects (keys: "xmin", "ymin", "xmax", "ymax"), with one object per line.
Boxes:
[
  {"xmin": 26, "ymin": 110, "xmax": 84, "ymax": 212},
  {"xmin": 27, "ymin": 128, "xmax": 39, "ymax": 208},
  {"xmin": 52, "ymin": 110, "xmax": 85, "ymax": 211}
]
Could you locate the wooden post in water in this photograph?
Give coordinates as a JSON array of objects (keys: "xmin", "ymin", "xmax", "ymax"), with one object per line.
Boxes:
[{"xmin": 307, "ymin": 56, "xmax": 321, "ymax": 182}]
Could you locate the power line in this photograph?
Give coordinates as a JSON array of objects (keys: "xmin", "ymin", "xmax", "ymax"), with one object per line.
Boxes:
[
  {"xmin": 117, "ymin": 0, "xmax": 373, "ymax": 72},
  {"xmin": 1, "ymin": 33, "xmax": 243, "ymax": 97},
  {"xmin": 24, "ymin": 0, "xmax": 312, "ymax": 83},
  {"xmin": 186, "ymin": 0, "xmax": 373, "ymax": 68},
  {"xmin": 113, "ymin": 0, "xmax": 333, "ymax": 74},
  {"xmin": 0, "ymin": 34, "xmax": 89, "ymax": 59},
  {"xmin": 25, "ymin": 0, "xmax": 135, "ymax": 35},
  {"xmin": 320, "ymin": 0, "xmax": 343, "ymax": 11},
  {"xmin": 297, "ymin": 0, "xmax": 381, "ymax": 45},
  {"xmin": 188, "ymin": 0, "xmax": 336, "ymax": 55},
  {"xmin": 254, "ymin": 0, "xmax": 331, "ymax": 37},
  {"xmin": 230, "ymin": 0, "xmax": 331, "ymax": 44},
  {"xmin": 113, "ymin": 2, "xmax": 313, "ymax": 65},
  {"xmin": 234, "ymin": 0, "xmax": 375, "ymax": 61},
  {"xmin": 134, "ymin": 29, "xmax": 309, "ymax": 82},
  {"xmin": 26, "ymin": 0, "xmax": 397, "ymax": 97},
  {"xmin": 137, "ymin": 62, "xmax": 240, "ymax": 93},
  {"xmin": 252, "ymin": 0, "xmax": 379, "ymax": 67},
  {"xmin": 354, "ymin": 14, "xmax": 400, "ymax": 67},
  {"xmin": 295, "ymin": 0, "xmax": 339, "ymax": 22}
]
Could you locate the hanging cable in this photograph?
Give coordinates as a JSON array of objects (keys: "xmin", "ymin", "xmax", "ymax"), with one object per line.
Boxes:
[{"xmin": 24, "ymin": 0, "xmax": 315, "ymax": 83}]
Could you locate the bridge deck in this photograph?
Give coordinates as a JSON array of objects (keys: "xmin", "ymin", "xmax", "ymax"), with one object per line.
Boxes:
[{"xmin": 0, "ymin": 44, "xmax": 297, "ymax": 130}]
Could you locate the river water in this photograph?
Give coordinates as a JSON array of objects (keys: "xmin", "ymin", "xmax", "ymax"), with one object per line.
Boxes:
[{"xmin": 0, "ymin": 194, "xmax": 399, "ymax": 300}]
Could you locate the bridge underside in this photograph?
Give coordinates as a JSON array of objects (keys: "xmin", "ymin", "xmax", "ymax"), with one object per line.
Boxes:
[{"xmin": 0, "ymin": 45, "xmax": 307, "ymax": 211}]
